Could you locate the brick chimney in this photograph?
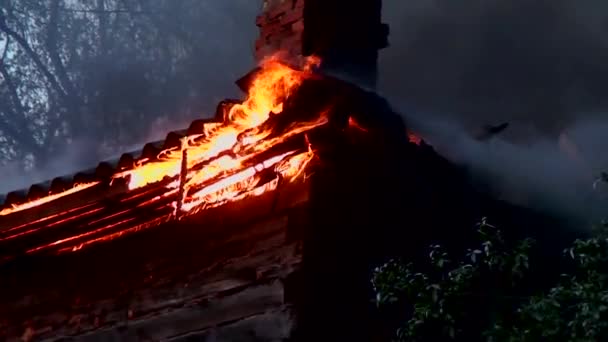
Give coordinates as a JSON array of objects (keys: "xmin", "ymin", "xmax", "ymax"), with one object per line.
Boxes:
[{"xmin": 255, "ymin": 0, "xmax": 389, "ymax": 88}]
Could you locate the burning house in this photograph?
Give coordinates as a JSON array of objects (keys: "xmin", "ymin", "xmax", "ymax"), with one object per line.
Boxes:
[{"xmin": 0, "ymin": 0, "xmax": 579, "ymax": 341}]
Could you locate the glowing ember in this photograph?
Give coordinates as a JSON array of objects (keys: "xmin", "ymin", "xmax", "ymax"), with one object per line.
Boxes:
[
  {"xmin": 0, "ymin": 182, "xmax": 99, "ymax": 216},
  {"xmin": 0, "ymin": 49, "xmax": 342, "ymax": 265},
  {"xmin": 113, "ymin": 58, "xmax": 315, "ymax": 190},
  {"xmin": 110, "ymin": 56, "xmax": 325, "ymax": 215},
  {"xmin": 276, "ymin": 147, "xmax": 315, "ymax": 182},
  {"xmin": 0, "ymin": 56, "xmax": 322, "ymax": 220},
  {"xmin": 348, "ymin": 117, "xmax": 368, "ymax": 132},
  {"xmin": 408, "ymin": 132, "xmax": 422, "ymax": 145},
  {"xmin": 23, "ymin": 149, "xmax": 316, "ymax": 255},
  {"xmin": 179, "ymin": 149, "xmax": 314, "ymax": 213},
  {"xmin": 1, "ymin": 55, "xmax": 327, "ymax": 256}
]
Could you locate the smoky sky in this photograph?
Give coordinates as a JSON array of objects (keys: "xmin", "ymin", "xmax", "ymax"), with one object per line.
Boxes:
[
  {"xmin": 380, "ymin": 0, "xmax": 608, "ymax": 134},
  {"xmin": 0, "ymin": 0, "xmax": 260, "ymax": 194},
  {"xmin": 379, "ymin": 0, "xmax": 608, "ymax": 222}
]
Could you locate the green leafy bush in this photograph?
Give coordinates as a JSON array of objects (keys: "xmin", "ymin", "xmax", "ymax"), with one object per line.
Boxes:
[{"xmin": 372, "ymin": 219, "xmax": 608, "ymax": 341}]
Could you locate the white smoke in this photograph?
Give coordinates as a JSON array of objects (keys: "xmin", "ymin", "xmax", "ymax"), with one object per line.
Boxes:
[
  {"xmin": 393, "ymin": 104, "xmax": 608, "ymax": 222},
  {"xmin": 379, "ymin": 0, "xmax": 608, "ymax": 222}
]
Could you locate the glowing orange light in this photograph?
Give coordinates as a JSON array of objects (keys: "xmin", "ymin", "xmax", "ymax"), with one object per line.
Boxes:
[
  {"xmin": 348, "ymin": 117, "xmax": 368, "ymax": 132},
  {"xmin": 7, "ymin": 55, "xmax": 328, "ymax": 256},
  {"xmin": 408, "ymin": 132, "xmax": 422, "ymax": 145},
  {"xmin": 0, "ymin": 182, "xmax": 99, "ymax": 217},
  {"xmin": 110, "ymin": 55, "xmax": 324, "ymax": 215}
]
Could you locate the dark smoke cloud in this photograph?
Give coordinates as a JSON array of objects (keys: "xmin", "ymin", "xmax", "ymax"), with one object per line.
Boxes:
[
  {"xmin": 380, "ymin": 0, "xmax": 608, "ymax": 131},
  {"xmin": 379, "ymin": 0, "xmax": 608, "ymax": 222}
]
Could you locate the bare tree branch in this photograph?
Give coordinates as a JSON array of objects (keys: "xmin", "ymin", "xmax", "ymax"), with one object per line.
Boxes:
[
  {"xmin": 0, "ymin": 60, "xmax": 45, "ymax": 156},
  {"xmin": 58, "ymin": 9, "xmax": 154, "ymax": 14},
  {"xmin": 0, "ymin": 34, "xmax": 9, "ymax": 62},
  {"xmin": 97, "ymin": 0, "xmax": 109, "ymax": 54},
  {"xmin": 47, "ymin": 0, "xmax": 78, "ymax": 99},
  {"xmin": 0, "ymin": 11, "xmax": 69, "ymax": 101},
  {"xmin": 46, "ymin": 0, "xmax": 88, "ymax": 138}
]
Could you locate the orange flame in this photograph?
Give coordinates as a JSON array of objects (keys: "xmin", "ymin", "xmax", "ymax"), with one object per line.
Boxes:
[
  {"xmin": 1, "ymin": 55, "xmax": 325, "ymax": 242},
  {"xmin": 178, "ymin": 150, "xmax": 313, "ymax": 213},
  {"xmin": 109, "ymin": 56, "xmax": 325, "ymax": 216},
  {"xmin": 0, "ymin": 182, "xmax": 99, "ymax": 216},
  {"xmin": 113, "ymin": 58, "xmax": 316, "ymax": 190},
  {"xmin": 21, "ymin": 150, "xmax": 317, "ymax": 255}
]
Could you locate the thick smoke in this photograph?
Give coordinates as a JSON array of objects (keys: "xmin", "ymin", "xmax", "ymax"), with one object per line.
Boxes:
[
  {"xmin": 379, "ymin": 0, "xmax": 608, "ymax": 222},
  {"xmin": 0, "ymin": 0, "xmax": 260, "ymax": 194}
]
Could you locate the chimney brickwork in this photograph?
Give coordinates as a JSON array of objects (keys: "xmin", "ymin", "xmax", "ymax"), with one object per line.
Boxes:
[
  {"xmin": 255, "ymin": 0, "xmax": 305, "ymax": 61},
  {"xmin": 255, "ymin": 0, "xmax": 389, "ymax": 88}
]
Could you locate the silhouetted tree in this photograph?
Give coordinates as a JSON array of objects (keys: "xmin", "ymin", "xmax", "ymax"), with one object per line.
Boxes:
[
  {"xmin": 0, "ymin": 0, "xmax": 258, "ymax": 176},
  {"xmin": 373, "ymin": 217, "xmax": 608, "ymax": 341}
]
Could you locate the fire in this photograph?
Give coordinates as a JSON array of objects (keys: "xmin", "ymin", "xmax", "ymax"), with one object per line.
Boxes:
[
  {"xmin": 113, "ymin": 58, "xmax": 314, "ymax": 189},
  {"xmin": 276, "ymin": 143, "xmax": 315, "ymax": 181},
  {"xmin": 0, "ymin": 182, "xmax": 99, "ymax": 216},
  {"xmin": 180, "ymin": 149, "xmax": 315, "ymax": 213},
  {"xmin": 1, "ymin": 54, "xmax": 325, "ymax": 244},
  {"xmin": 107, "ymin": 56, "xmax": 325, "ymax": 217}
]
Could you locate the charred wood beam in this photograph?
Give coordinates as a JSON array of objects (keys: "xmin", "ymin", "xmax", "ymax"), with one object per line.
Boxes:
[
  {"xmin": 0, "ymin": 125, "xmax": 316, "ymax": 260},
  {"xmin": 176, "ymin": 140, "xmax": 188, "ymax": 218}
]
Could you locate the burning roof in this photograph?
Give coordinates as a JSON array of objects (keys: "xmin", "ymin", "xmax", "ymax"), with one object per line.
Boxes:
[
  {"xmin": 0, "ymin": 56, "xmax": 336, "ymax": 261},
  {"xmin": 0, "ymin": 52, "xmax": 421, "ymax": 339}
]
